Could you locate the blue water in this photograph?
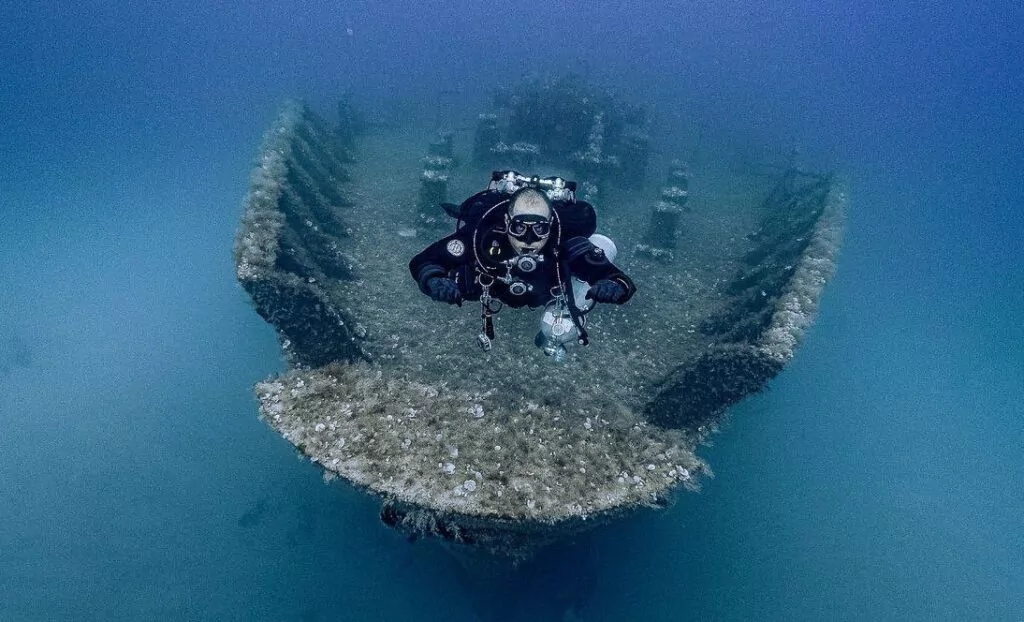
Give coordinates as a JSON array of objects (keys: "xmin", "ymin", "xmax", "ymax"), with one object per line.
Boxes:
[{"xmin": 2, "ymin": 1, "xmax": 1021, "ymax": 620}]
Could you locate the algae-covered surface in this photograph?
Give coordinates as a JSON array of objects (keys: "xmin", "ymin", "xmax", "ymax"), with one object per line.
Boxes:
[{"xmin": 257, "ymin": 362, "xmax": 706, "ymax": 522}]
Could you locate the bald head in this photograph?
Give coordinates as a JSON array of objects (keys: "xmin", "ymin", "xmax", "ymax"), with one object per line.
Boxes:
[{"xmin": 508, "ymin": 188, "xmax": 552, "ymax": 220}]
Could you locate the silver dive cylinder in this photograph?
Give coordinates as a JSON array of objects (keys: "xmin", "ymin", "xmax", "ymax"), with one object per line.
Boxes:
[
  {"xmin": 539, "ymin": 234, "xmax": 618, "ymax": 361},
  {"xmin": 538, "ymin": 298, "xmax": 579, "ymax": 362}
]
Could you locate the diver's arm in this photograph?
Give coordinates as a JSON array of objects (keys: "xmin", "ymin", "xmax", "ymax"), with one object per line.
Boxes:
[
  {"xmin": 554, "ymin": 200, "xmax": 598, "ymax": 239},
  {"xmin": 409, "ymin": 234, "xmax": 471, "ymax": 295},
  {"xmin": 562, "ymin": 236, "xmax": 636, "ymax": 304}
]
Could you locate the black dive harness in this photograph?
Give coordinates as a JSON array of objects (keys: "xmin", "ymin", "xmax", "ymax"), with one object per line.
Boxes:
[{"xmin": 468, "ymin": 198, "xmax": 590, "ymax": 351}]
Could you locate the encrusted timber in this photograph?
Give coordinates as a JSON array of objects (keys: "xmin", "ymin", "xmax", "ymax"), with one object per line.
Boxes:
[
  {"xmin": 702, "ymin": 173, "xmax": 832, "ymax": 343},
  {"xmin": 379, "ymin": 498, "xmax": 632, "ymax": 563},
  {"xmin": 234, "ymin": 100, "xmax": 365, "ymax": 366},
  {"xmin": 643, "ymin": 344, "xmax": 784, "ymax": 429},
  {"xmin": 645, "ymin": 175, "xmax": 846, "ymax": 429}
]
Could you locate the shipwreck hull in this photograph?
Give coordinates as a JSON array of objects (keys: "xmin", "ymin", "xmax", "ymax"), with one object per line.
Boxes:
[
  {"xmin": 234, "ymin": 98, "xmax": 845, "ymax": 558},
  {"xmin": 646, "ymin": 171, "xmax": 845, "ymax": 427}
]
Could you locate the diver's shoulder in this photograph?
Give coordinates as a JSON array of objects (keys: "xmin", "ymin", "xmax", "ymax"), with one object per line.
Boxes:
[
  {"xmin": 553, "ymin": 199, "xmax": 597, "ymax": 238},
  {"xmin": 458, "ymin": 190, "xmax": 507, "ymax": 220}
]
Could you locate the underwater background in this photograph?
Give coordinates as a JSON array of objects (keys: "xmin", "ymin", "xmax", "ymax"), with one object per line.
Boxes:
[{"xmin": 1, "ymin": 1, "xmax": 1021, "ymax": 620}]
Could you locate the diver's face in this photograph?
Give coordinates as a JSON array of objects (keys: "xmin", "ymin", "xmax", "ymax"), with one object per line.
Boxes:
[
  {"xmin": 507, "ymin": 214, "xmax": 550, "ymax": 253},
  {"xmin": 509, "ymin": 235, "xmax": 548, "ymax": 254}
]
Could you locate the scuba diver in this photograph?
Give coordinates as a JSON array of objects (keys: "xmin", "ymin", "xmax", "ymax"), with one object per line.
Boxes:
[{"xmin": 409, "ymin": 171, "xmax": 636, "ymax": 359}]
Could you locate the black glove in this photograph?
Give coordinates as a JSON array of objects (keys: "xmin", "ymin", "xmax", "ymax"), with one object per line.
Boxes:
[
  {"xmin": 586, "ymin": 279, "xmax": 627, "ymax": 304},
  {"xmin": 426, "ymin": 277, "xmax": 462, "ymax": 305}
]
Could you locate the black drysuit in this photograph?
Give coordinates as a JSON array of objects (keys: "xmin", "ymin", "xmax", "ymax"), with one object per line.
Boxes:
[{"xmin": 409, "ymin": 190, "xmax": 636, "ymax": 309}]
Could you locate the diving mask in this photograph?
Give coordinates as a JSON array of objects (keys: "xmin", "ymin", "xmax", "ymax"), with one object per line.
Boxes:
[{"xmin": 507, "ymin": 214, "xmax": 550, "ymax": 243}]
